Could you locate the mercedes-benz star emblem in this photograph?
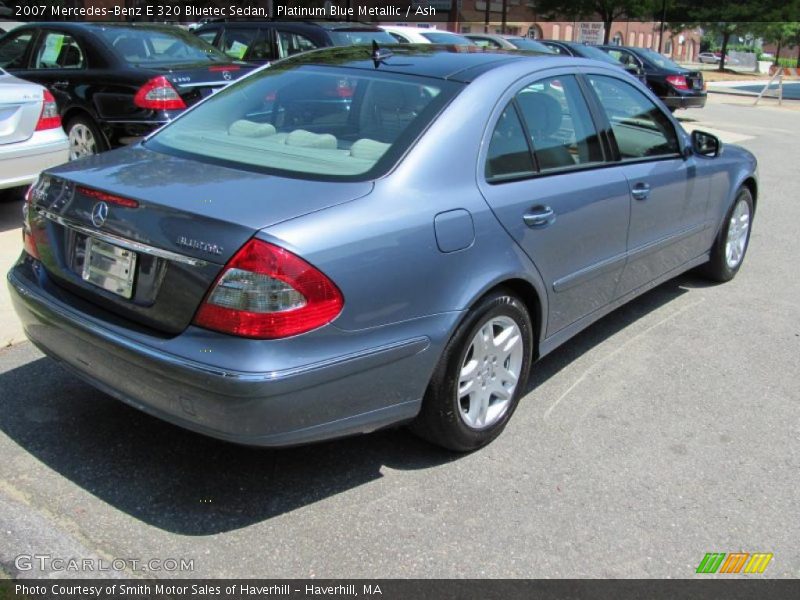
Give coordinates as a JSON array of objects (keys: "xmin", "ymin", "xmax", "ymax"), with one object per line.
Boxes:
[
  {"xmin": 91, "ymin": 202, "xmax": 109, "ymax": 228},
  {"xmin": 222, "ymin": 71, "xmax": 232, "ymax": 81}
]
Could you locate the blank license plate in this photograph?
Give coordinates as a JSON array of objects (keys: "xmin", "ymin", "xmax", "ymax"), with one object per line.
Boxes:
[{"xmin": 82, "ymin": 237, "xmax": 136, "ymax": 299}]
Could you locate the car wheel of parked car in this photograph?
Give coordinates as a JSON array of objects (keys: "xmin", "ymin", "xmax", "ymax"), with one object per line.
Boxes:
[
  {"xmin": 411, "ymin": 290, "xmax": 533, "ymax": 452},
  {"xmin": 703, "ymin": 186, "xmax": 754, "ymax": 282},
  {"xmin": 66, "ymin": 115, "xmax": 107, "ymax": 160}
]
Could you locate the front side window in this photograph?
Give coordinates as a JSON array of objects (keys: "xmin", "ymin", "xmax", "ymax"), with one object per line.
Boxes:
[
  {"xmin": 147, "ymin": 65, "xmax": 459, "ymax": 180},
  {"xmin": 34, "ymin": 32, "xmax": 85, "ymax": 69},
  {"xmin": 276, "ymin": 30, "xmax": 320, "ymax": 59},
  {"xmin": 195, "ymin": 29, "xmax": 218, "ymax": 46},
  {"xmin": 588, "ymin": 74, "xmax": 680, "ymax": 159},
  {"xmin": 515, "ymin": 76, "xmax": 603, "ymax": 171},
  {"xmin": 221, "ymin": 28, "xmax": 258, "ymax": 59},
  {"xmin": 470, "ymin": 37, "xmax": 501, "ymax": 49},
  {"xmin": 0, "ymin": 31, "xmax": 34, "ymax": 69},
  {"xmin": 327, "ymin": 30, "xmax": 396, "ymax": 46}
]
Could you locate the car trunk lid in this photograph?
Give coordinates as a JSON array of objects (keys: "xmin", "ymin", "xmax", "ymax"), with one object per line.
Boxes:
[
  {"xmin": 28, "ymin": 146, "xmax": 372, "ymax": 334},
  {"xmin": 143, "ymin": 62, "xmax": 256, "ymax": 106},
  {"xmin": 0, "ymin": 73, "xmax": 43, "ymax": 145}
]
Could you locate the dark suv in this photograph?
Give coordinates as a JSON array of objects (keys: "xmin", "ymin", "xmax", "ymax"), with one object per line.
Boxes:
[
  {"xmin": 194, "ymin": 21, "xmax": 397, "ymax": 64},
  {"xmin": 598, "ymin": 45, "xmax": 706, "ymax": 111}
]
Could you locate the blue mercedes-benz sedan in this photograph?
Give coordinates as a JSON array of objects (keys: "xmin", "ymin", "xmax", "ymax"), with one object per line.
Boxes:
[{"xmin": 8, "ymin": 45, "xmax": 758, "ymax": 451}]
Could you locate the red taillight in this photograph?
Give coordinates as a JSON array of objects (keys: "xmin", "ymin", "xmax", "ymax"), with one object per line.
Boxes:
[
  {"xmin": 134, "ymin": 76, "xmax": 186, "ymax": 110},
  {"xmin": 666, "ymin": 75, "xmax": 689, "ymax": 90},
  {"xmin": 77, "ymin": 186, "xmax": 139, "ymax": 208},
  {"xmin": 22, "ymin": 185, "xmax": 39, "ymax": 259},
  {"xmin": 194, "ymin": 239, "xmax": 344, "ymax": 339},
  {"xmin": 35, "ymin": 89, "xmax": 61, "ymax": 131},
  {"xmin": 208, "ymin": 65, "xmax": 241, "ymax": 72}
]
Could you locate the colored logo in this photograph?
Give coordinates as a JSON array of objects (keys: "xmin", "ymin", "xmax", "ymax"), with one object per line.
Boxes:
[{"xmin": 696, "ymin": 552, "xmax": 773, "ymax": 574}]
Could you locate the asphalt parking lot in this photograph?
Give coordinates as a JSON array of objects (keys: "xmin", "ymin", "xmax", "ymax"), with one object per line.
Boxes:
[{"xmin": 1, "ymin": 94, "xmax": 798, "ymax": 579}]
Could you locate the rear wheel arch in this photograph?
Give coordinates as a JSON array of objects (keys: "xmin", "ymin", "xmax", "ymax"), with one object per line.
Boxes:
[{"xmin": 460, "ymin": 278, "xmax": 544, "ymax": 363}]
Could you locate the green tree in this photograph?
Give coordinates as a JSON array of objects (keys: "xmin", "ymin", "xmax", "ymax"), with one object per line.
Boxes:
[
  {"xmin": 752, "ymin": 21, "xmax": 800, "ymax": 66},
  {"xmin": 666, "ymin": 0, "xmax": 793, "ymax": 70},
  {"xmin": 534, "ymin": 0, "xmax": 658, "ymax": 44}
]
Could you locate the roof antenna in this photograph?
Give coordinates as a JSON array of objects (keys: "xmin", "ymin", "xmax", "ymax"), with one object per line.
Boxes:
[{"xmin": 371, "ymin": 40, "xmax": 393, "ymax": 67}]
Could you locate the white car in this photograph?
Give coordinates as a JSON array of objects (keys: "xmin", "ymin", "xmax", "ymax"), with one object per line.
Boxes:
[
  {"xmin": 0, "ymin": 69, "xmax": 69, "ymax": 192},
  {"xmin": 380, "ymin": 25, "xmax": 475, "ymax": 45},
  {"xmin": 698, "ymin": 52, "xmax": 721, "ymax": 64}
]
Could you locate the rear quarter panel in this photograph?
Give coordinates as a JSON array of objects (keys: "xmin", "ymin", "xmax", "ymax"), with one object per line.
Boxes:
[{"xmin": 261, "ymin": 65, "xmax": 550, "ymax": 337}]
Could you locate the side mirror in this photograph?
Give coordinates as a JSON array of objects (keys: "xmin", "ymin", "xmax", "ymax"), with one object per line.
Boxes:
[{"xmin": 691, "ymin": 130, "xmax": 722, "ymax": 158}]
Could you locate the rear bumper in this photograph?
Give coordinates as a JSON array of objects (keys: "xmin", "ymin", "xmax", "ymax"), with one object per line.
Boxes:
[
  {"xmin": 8, "ymin": 257, "xmax": 449, "ymax": 446},
  {"xmin": 661, "ymin": 93, "xmax": 707, "ymax": 109},
  {"xmin": 102, "ymin": 120, "xmax": 166, "ymax": 148},
  {"xmin": 0, "ymin": 131, "xmax": 69, "ymax": 190}
]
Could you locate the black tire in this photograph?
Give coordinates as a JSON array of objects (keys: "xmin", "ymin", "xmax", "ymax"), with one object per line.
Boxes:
[
  {"xmin": 701, "ymin": 186, "xmax": 754, "ymax": 282},
  {"xmin": 411, "ymin": 289, "xmax": 533, "ymax": 452},
  {"xmin": 65, "ymin": 114, "xmax": 107, "ymax": 160}
]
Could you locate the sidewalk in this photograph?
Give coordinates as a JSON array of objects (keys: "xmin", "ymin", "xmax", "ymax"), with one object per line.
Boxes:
[{"xmin": 0, "ymin": 196, "xmax": 25, "ymax": 347}]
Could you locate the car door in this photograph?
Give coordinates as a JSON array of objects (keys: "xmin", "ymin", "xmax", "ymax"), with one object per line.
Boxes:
[
  {"xmin": 478, "ymin": 73, "xmax": 631, "ymax": 336},
  {"xmin": 584, "ymin": 73, "xmax": 707, "ymax": 296},
  {"xmin": 26, "ymin": 29, "xmax": 87, "ymax": 112}
]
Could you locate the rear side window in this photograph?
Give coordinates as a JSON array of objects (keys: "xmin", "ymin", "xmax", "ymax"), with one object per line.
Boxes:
[
  {"xmin": 485, "ymin": 105, "xmax": 534, "ymax": 182},
  {"xmin": 515, "ymin": 76, "xmax": 603, "ymax": 171},
  {"xmin": 147, "ymin": 65, "xmax": 460, "ymax": 180},
  {"xmin": 34, "ymin": 32, "xmax": 85, "ymax": 69},
  {"xmin": 99, "ymin": 27, "xmax": 230, "ymax": 65},
  {"xmin": 587, "ymin": 74, "xmax": 680, "ymax": 159},
  {"xmin": 0, "ymin": 31, "xmax": 34, "ymax": 69}
]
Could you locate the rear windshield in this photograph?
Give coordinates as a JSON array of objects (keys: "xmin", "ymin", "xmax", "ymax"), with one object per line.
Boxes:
[
  {"xmin": 507, "ymin": 38, "xmax": 554, "ymax": 53},
  {"xmin": 576, "ymin": 44, "xmax": 622, "ymax": 64},
  {"xmin": 147, "ymin": 65, "xmax": 460, "ymax": 181},
  {"xmin": 420, "ymin": 32, "xmax": 475, "ymax": 45},
  {"xmin": 637, "ymin": 48, "xmax": 682, "ymax": 70},
  {"xmin": 98, "ymin": 27, "xmax": 231, "ymax": 66},
  {"xmin": 328, "ymin": 29, "xmax": 398, "ymax": 46}
]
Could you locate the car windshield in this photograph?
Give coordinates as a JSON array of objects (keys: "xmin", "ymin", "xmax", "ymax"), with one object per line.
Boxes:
[
  {"xmin": 576, "ymin": 44, "xmax": 622, "ymax": 64},
  {"xmin": 327, "ymin": 29, "xmax": 398, "ymax": 46},
  {"xmin": 98, "ymin": 26, "xmax": 231, "ymax": 65},
  {"xmin": 507, "ymin": 38, "xmax": 553, "ymax": 53},
  {"xmin": 147, "ymin": 64, "xmax": 460, "ymax": 180},
  {"xmin": 636, "ymin": 48, "xmax": 682, "ymax": 70},
  {"xmin": 420, "ymin": 32, "xmax": 475, "ymax": 45}
]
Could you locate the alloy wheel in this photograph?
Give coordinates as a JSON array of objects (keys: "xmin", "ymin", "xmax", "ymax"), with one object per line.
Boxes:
[{"xmin": 457, "ymin": 315, "xmax": 524, "ymax": 430}]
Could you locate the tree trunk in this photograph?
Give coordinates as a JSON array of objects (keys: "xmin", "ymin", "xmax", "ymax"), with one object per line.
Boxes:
[
  {"xmin": 719, "ymin": 31, "xmax": 731, "ymax": 72},
  {"xmin": 603, "ymin": 19, "xmax": 613, "ymax": 44},
  {"xmin": 774, "ymin": 38, "xmax": 782, "ymax": 67}
]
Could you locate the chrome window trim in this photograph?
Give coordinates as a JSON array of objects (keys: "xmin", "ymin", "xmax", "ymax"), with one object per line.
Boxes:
[{"xmin": 35, "ymin": 207, "xmax": 208, "ymax": 267}]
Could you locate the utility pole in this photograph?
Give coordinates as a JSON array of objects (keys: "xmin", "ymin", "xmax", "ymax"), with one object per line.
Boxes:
[
  {"xmin": 484, "ymin": 0, "xmax": 490, "ymax": 34},
  {"xmin": 501, "ymin": 0, "xmax": 508, "ymax": 35},
  {"xmin": 658, "ymin": 0, "xmax": 667, "ymax": 53},
  {"xmin": 450, "ymin": 0, "xmax": 459, "ymax": 33}
]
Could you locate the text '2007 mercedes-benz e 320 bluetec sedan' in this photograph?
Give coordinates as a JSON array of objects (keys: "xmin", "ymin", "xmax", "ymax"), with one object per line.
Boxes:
[{"xmin": 8, "ymin": 45, "xmax": 758, "ymax": 452}]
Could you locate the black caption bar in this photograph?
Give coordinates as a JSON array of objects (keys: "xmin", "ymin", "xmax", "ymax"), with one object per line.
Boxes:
[{"xmin": 2, "ymin": 580, "xmax": 800, "ymax": 600}]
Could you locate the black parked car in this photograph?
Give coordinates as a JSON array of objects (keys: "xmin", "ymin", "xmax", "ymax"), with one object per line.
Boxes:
[
  {"xmin": 194, "ymin": 20, "xmax": 397, "ymax": 64},
  {"xmin": 598, "ymin": 45, "xmax": 706, "ymax": 111},
  {"xmin": 0, "ymin": 22, "xmax": 255, "ymax": 159},
  {"xmin": 540, "ymin": 39, "xmax": 647, "ymax": 83}
]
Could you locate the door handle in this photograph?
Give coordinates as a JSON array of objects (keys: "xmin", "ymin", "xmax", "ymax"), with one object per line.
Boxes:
[
  {"xmin": 631, "ymin": 183, "xmax": 651, "ymax": 200},
  {"xmin": 523, "ymin": 206, "xmax": 555, "ymax": 228}
]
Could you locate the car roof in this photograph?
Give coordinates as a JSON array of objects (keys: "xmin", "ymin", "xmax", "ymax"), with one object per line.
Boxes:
[
  {"xmin": 11, "ymin": 22, "xmax": 188, "ymax": 33},
  {"xmin": 273, "ymin": 45, "xmax": 569, "ymax": 83}
]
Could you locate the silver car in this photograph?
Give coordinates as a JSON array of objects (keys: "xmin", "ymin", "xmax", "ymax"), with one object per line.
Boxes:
[
  {"xmin": 8, "ymin": 47, "xmax": 757, "ymax": 452},
  {"xmin": 0, "ymin": 68, "xmax": 68, "ymax": 192}
]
